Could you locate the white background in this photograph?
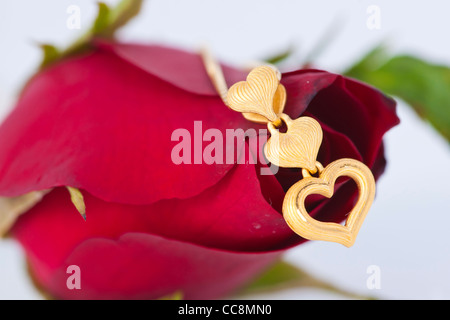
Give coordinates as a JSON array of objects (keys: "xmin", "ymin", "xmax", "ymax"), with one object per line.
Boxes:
[{"xmin": 0, "ymin": 0, "xmax": 449, "ymax": 299}]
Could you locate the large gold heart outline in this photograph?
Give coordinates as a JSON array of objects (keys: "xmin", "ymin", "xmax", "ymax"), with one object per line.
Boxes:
[{"xmin": 283, "ymin": 158, "xmax": 376, "ymax": 247}]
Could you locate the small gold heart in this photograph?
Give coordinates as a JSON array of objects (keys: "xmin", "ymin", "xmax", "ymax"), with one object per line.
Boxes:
[
  {"xmin": 242, "ymin": 84, "xmax": 286, "ymax": 124},
  {"xmin": 283, "ymin": 159, "xmax": 376, "ymax": 247},
  {"xmin": 227, "ymin": 66, "xmax": 284, "ymax": 122},
  {"xmin": 264, "ymin": 114, "xmax": 323, "ymax": 172}
]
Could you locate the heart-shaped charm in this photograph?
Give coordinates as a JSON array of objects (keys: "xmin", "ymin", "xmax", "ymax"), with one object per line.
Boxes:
[
  {"xmin": 227, "ymin": 66, "xmax": 284, "ymax": 122},
  {"xmin": 242, "ymin": 84, "xmax": 286, "ymax": 124},
  {"xmin": 264, "ymin": 114, "xmax": 323, "ymax": 172},
  {"xmin": 283, "ymin": 158, "xmax": 376, "ymax": 247}
]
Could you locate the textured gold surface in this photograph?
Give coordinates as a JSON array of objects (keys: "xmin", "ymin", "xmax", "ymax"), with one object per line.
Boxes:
[
  {"xmin": 265, "ymin": 114, "xmax": 323, "ymax": 173},
  {"xmin": 242, "ymin": 83, "xmax": 286, "ymax": 124},
  {"xmin": 227, "ymin": 66, "xmax": 285, "ymax": 123},
  {"xmin": 283, "ymin": 159, "xmax": 376, "ymax": 247},
  {"xmin": 201, "ymin": 47, "xmax": 229, "ymax": 104}
]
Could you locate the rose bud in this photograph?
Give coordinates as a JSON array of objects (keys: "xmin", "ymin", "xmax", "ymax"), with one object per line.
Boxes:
[{"xmin": 0, "ymin": 40, "xmax": 399, "ymax": 299}]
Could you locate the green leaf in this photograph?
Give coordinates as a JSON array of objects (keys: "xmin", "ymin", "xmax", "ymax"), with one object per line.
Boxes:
[
  {"xmin": 93, "ymin": 0, "xmax": 143, "ymax": 38},
  {"xmin": 236, "ymin": 260, "xmax": 376, "ymax": 299},
  {"xmin": 345, "ymin": 45, "xmax": 450, "ymax": 142},
  {"xmin": 159, "ymin": 290, "xmax": 184, "ymax": 300},
  {"xmin": 103, "ymin": 0, "xmax": 143, "ymax": 36},
  {"xmin": 39, "ymin": 44, "xmax": 60, "ymax": 69},
  {"xmin": 264, "ymin": 47, "xmax": 294, "ymax": 65},
  {"xmin": 344, "ymin": 44, "xmax": 389, "ymax": 80},
  {"xmin": 39, "ymin": 0, "xmax": 143, "ymax": 69},
  {"xmin": 92, "ymin": 2, "xmax": 112, "ymax": 34}
]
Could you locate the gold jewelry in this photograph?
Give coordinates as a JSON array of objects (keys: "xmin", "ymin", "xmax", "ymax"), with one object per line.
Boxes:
[{"xmin": 202, "ymin": 50, "xmax": 375, "ymax": 247}]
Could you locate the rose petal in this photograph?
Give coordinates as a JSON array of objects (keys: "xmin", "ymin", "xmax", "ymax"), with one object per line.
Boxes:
[
  {"xmin": 0, "ymin": 48, "xmax": 255, "ymax": 204},
  {"xmin": 11, "ymin": 158, "xmax": 291, "ymax": 299},
  {"xmin": 12, "ymin": 161, "xmax": 294, "ymax": 257},
  {"xmin": 95, "ymin": 40, "xmax": 247, "ymax": 95},
  {"xmin": 281, "ymin": 69, "xmax": 339, "ymax": 117},
  {"xmin": 27, "ymin": 233, "xmax": 281, "ymax": 300},
  {"xmin": 306, "ymin": 75, "xmax": 399, "ymax": 167}
]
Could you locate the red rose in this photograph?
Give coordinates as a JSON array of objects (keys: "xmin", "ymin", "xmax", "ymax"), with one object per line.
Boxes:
[{"xmin": 0, "ymin": 40, "xmax": 399, "ymax": 299}]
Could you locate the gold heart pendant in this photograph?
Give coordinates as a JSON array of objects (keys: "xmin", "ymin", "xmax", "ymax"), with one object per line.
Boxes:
[
  {"xmin": 283, "ymin": 158, "xmax": 376, "ymax": 247},
  {"xmin": 264, "ymin": 114, "xmax": 323, "ymax": 173},
  {"xmin": 201, "ymin": 52, "xmax": 378, "ymax": 247},
  {"xmin": 227, "ymin": 66, "xmax": 285, "ymax": 123}
]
